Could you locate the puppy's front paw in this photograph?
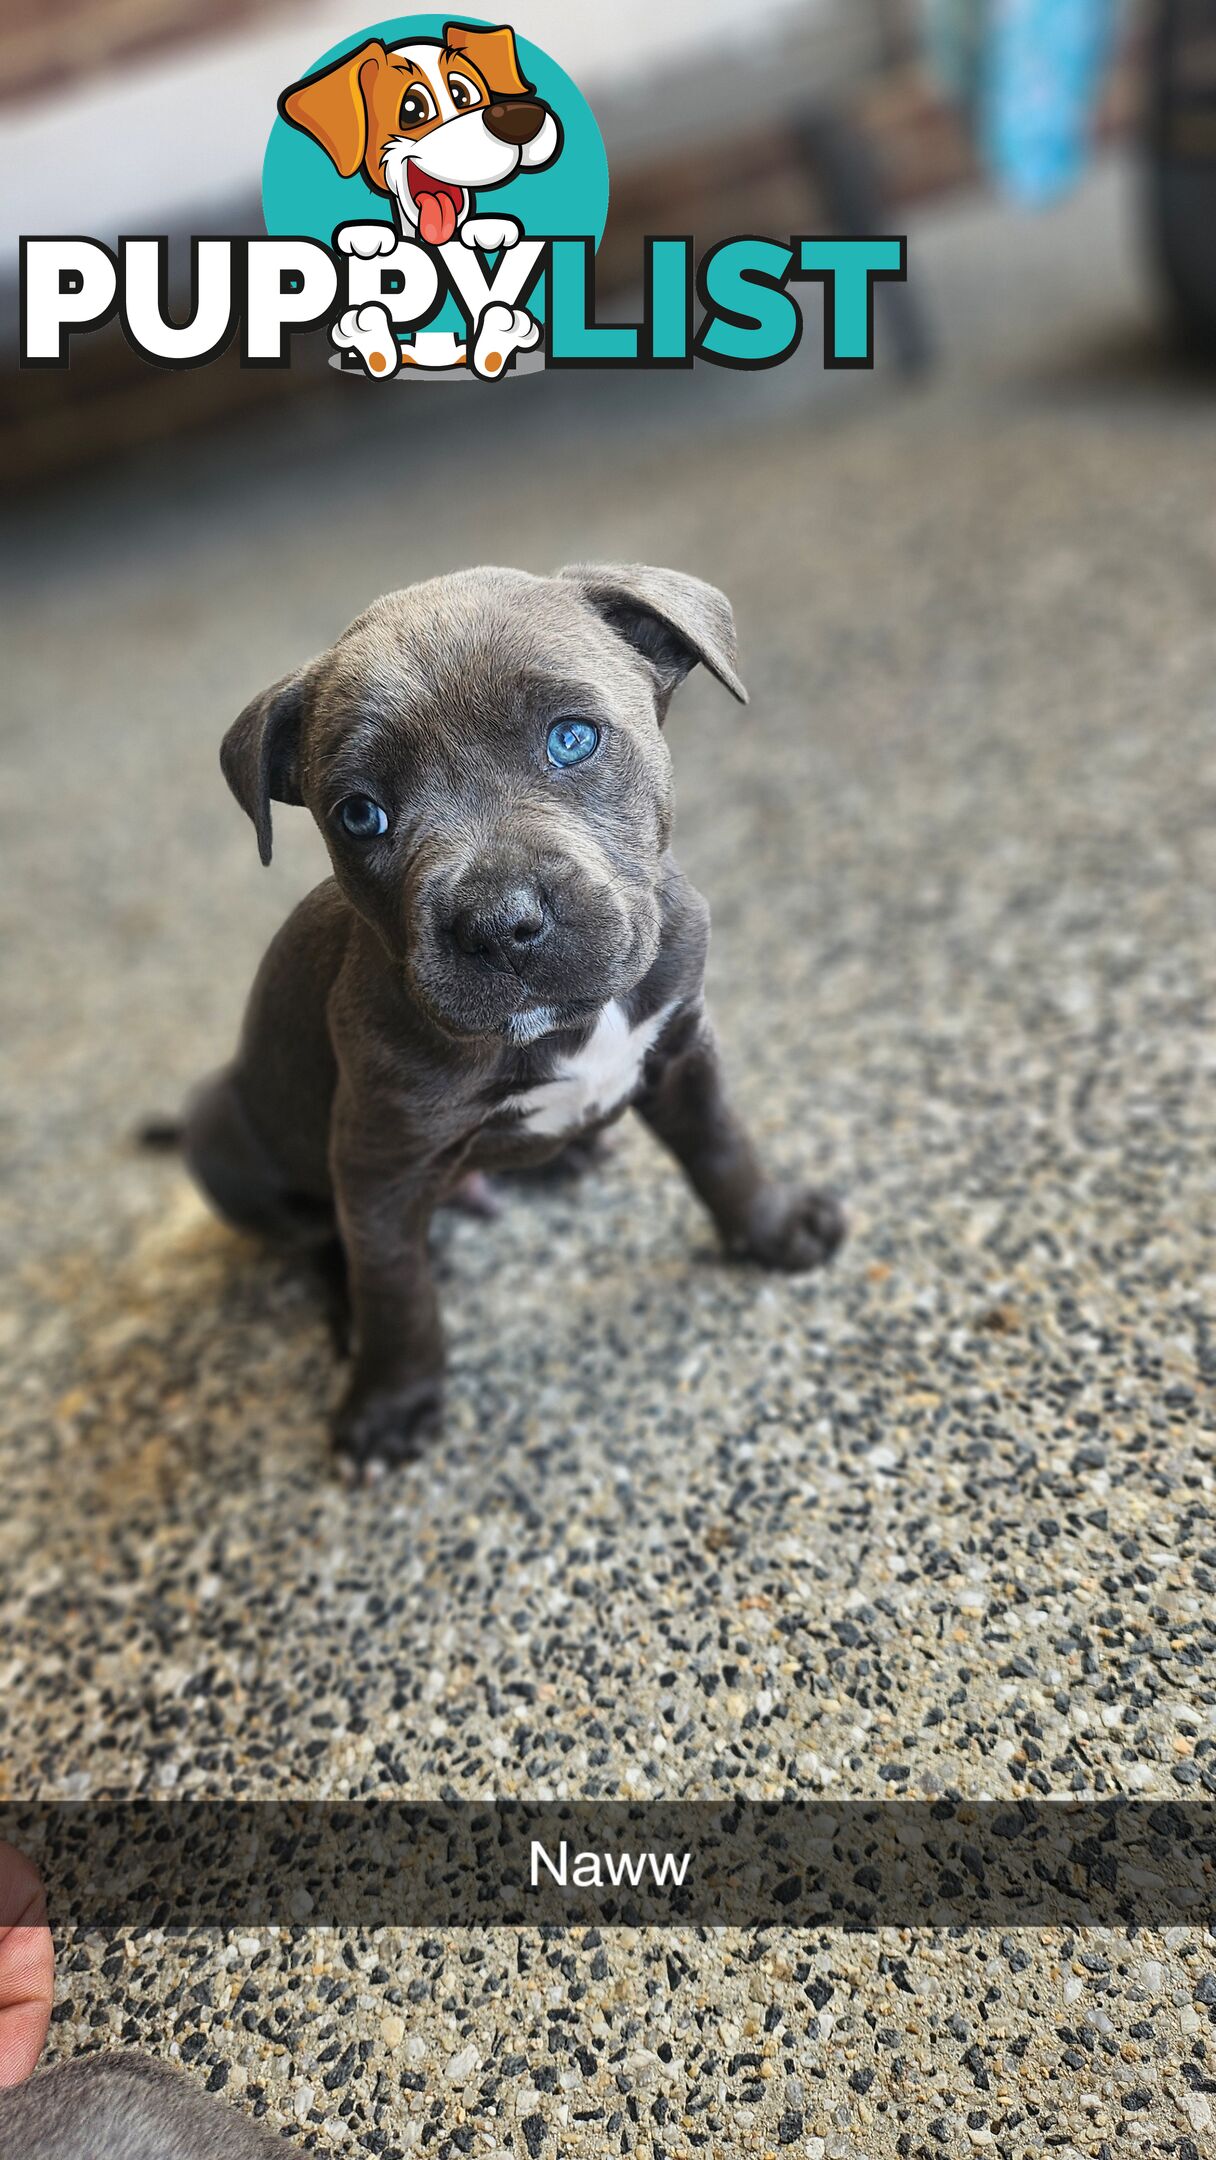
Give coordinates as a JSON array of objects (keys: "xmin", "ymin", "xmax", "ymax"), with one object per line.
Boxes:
[
  {"xmin": 333, "ymin": 1381, "xmax": 443, "ymax": 1483},
  {"xmin": 461, "ymin": 215, "xmax": 521, "ymax": 252},
  {"xmin": 335, "ymin": 222, "xmax": 400, "ymax": 259},
  {"xmin": 730, "ymin": 1184, "xmax": 846, "ymax": 1273}
]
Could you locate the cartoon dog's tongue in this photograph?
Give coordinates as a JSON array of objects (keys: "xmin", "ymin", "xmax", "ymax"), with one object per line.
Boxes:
[
  {"xmin": 408, "ymin": 167, "xmax": 462, "ymax": 247},
  {"xmin": 417, "ymin": 189, "xmax": 458, "ymax": 246}
]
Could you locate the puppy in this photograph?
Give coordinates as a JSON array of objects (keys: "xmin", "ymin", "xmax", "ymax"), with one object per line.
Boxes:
[
  {"xmin": 182, "ymin": 565, "xmax": 845, "ymax": 1479},
  {"xmin": 0, "ymin": 2054, "xmax": 304, "ymax": 2158},
  {"xmin": 281, "ymin": 21, "xmax": 559, "ymax": 378}
]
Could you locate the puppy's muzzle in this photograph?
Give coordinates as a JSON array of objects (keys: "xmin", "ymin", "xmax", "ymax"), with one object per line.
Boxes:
[
  {"xmin": 448, "ymin": 882, "xmax": 550, "ymax": 973},
  {"xmin": 484, "ymin": 100, "xmax": 548, "ymax": 146},
  {"xmin": 404, "ymin": 804, "xmax": 660, "ymax": 1038}
]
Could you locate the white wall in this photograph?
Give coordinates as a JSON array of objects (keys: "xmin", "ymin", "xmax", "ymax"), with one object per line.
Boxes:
[{"xmin": 0, "ymin": 0, "xmax": 855, "ymax": 255}]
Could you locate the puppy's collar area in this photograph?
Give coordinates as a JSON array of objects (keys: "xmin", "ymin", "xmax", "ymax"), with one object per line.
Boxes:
[{"xmin": 500, "ymin": 997, "xmax": 679, "ymax": 1139}]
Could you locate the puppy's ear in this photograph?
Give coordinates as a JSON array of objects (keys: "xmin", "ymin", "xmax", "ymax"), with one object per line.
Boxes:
[
  {"xmin": 220, "ymin": 669, "xmax": 310, "ymax": 866},
  {"xmin": 444, "ymin": 21, "xmax": 534, "ymax": 98},
  {"xmin": 279, "ymin": 40, "xmax": 387, "ymax": 177},
  {"xmin": 561, "ymin": 562, "xmax": 748, "ymax": 714}
]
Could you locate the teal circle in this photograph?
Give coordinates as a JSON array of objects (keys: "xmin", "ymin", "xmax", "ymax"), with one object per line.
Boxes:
[{"xmin": 262, "ymin": 15, "xmax": 608, "ymax": 339}]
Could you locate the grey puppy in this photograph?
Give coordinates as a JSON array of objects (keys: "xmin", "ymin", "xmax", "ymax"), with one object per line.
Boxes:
[
  {"xmin": 182, "ymin": 563, "xmax": 844, "ymax": 1477},
  {"xmin": 0, "ymin": 2054, "xmax": 304, "ymax": 2158}
]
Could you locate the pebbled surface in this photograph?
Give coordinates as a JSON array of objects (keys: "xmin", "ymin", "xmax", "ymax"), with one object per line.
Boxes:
[{"xmin": 2, "ymin": 161, "xmax": 1215, "ymax": 2155}]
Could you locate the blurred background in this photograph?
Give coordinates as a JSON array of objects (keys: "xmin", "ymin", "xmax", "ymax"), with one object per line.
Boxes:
[{"xmin": 6, "ymin": 0, "xmax": 1216, "ymax": 481}]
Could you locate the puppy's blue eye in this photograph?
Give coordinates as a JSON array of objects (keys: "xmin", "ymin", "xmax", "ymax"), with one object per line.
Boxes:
[
  {"xmin": 337, "ymin": 795, "xmax": 388, "ymax": 838},
  {"xmin": 546, "ymin": 719, "xmax": 600, "ymax": 768}
]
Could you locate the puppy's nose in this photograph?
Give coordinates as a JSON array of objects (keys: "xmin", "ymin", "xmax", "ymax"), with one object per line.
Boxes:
[
  {"xmin": 450, "ymin": 884, "xmax": 549, "ymax": 966},
  {"xmin": 484, "ymin": 99, "xmax": 546, "ymax": 146}
]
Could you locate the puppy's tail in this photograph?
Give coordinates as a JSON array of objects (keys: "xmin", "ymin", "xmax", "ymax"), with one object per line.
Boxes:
[{"xmin": 136, "ymin": 1117, "xmax": 183, "ymax": 1152}]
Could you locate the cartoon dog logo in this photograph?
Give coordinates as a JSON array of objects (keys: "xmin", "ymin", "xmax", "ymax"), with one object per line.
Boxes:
[{"xmin": 280, "ymin": 21, "xmax": 562, "ymax": 379}]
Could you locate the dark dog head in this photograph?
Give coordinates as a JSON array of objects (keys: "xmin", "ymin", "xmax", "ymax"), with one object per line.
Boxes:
[{"xmin": 220, "ymin": 565, "xmax": 746, "ymax": 1042}]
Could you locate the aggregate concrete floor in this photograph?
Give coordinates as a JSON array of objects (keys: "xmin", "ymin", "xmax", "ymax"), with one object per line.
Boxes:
[{"xmin": 2, "ymin": 160, "xmax": 1215, "ymax": 2155}]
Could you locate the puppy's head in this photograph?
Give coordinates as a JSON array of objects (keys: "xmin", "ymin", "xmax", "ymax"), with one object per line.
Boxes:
[
  {"xmin": 221, "ymin": 566, "xmax": 746, "ymax": 1043},
  {"xmin": 280, "ymin": 23, "xmax": 561, "ymax": 244}
]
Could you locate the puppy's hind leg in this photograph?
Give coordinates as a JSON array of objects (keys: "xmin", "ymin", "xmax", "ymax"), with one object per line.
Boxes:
[
  {"xmin": 447, "ymin": 1170, "xmax": 502, "ymax": 1218},
  {"xmin": 314, "ymin": 1235, "xmax": 352, "ymax": 1356},
  {"xmin": 516, "ymin": 1128, "xmax": 614, "ymax": 1184},
  {"xmin": 182, "ymin": 1071, "xmax": 334, "ymax": 1251}
]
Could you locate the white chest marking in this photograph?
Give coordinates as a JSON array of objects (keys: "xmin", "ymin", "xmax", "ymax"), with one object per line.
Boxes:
[{"xmin": 504, "ymin": 1000, "xmax": 676, "ymax": 1139}]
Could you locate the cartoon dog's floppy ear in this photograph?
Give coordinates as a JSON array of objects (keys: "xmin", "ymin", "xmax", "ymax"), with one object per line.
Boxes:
[
  {"xmin": 444, "ymin": 20, "xmax": 535, "ymax": 99},
  {"xmin": 279, "ymin": 39, "xmax": 388, "ymax": 177},
  {"xmin": 220, "ymin": 668, "xmax": 312, "ymax": 866},
  {"xmin": 561, "ymin": 563, "xmax": 748, "ymax": 712}
]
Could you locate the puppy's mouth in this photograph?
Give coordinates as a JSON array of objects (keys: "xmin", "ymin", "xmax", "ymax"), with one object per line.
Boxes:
[
  {"xmin": 501, "ymin": 999, "xmax": 600, "ymax": 1046},
  {"xmin": 406, "ymin": 164, "xmax": 466, "ymax": 247},
  {"xmin": 404, "ymin": 872, "xmax": 662, "ymax": 1046}
]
